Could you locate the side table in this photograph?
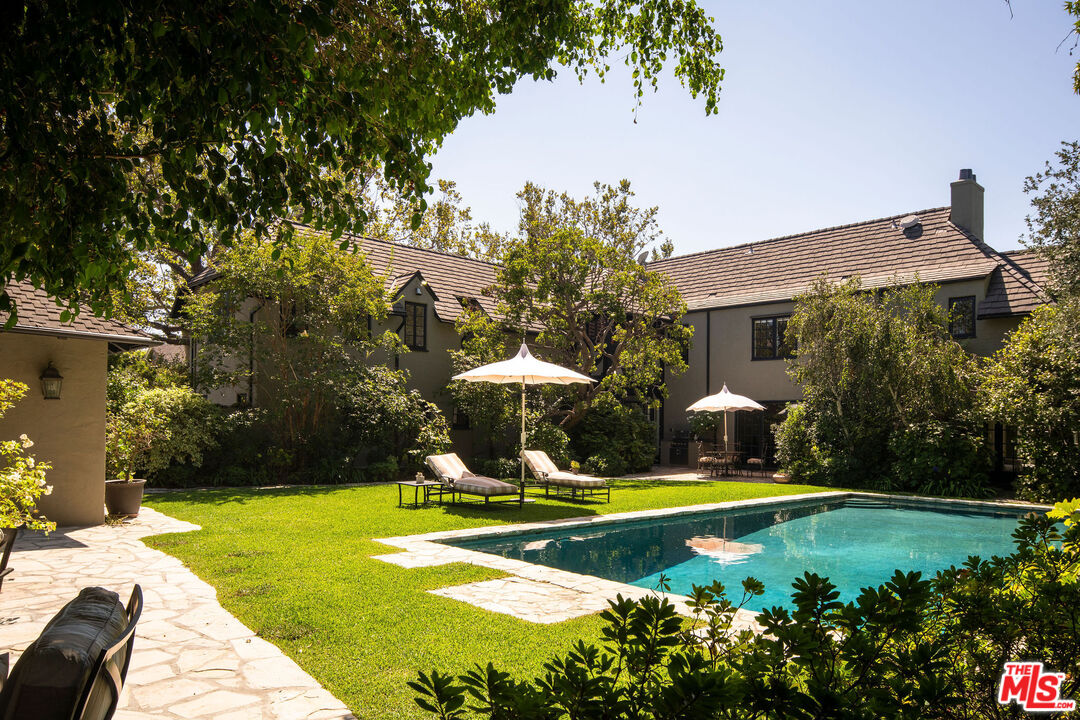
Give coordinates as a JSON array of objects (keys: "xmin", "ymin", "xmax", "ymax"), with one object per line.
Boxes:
[{"xmin": 396, "ymin": 479, "xmax": 443, "ymax": 508}]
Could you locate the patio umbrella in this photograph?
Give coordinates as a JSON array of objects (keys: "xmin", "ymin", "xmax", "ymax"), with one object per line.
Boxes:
[
  {"xmin": 452, "ymin": 343, "xmax": 594, "ymax": 488},
  {"xmin": 686, "ymin": 383, "xmax": 765, "ymax": 453}
]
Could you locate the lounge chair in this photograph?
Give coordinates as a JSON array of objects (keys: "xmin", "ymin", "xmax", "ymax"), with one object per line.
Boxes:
[
  {"xmin": 523, "ymin": 450, "xmax": 610, "ymax": 502},
  {"xmin": 425, "ymin": 453, "xmax": 524, "ymax": 507}
]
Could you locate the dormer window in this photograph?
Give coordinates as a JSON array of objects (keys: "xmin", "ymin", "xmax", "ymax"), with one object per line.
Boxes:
[{"xmin": 404, "ymin": 302, "xmax": 426, "ymax": 350}]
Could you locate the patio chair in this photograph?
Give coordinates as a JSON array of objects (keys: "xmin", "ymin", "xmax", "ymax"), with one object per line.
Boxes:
[
  {"xmin": 0, "ymin": 528, "xmax": 17, "ymax": 594},
  {"xmin": 0, "ymin": 584, "xmax": 143, "ymax": 720},
  {"xmin": 425, "ymin": 453, "xmax": 524, "ymax": 507},
  {"xmin": 523, "ymin": 450, "xmax": 610, "ymax": 503}
]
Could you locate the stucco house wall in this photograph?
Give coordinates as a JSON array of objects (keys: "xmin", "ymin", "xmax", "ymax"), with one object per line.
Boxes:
[
  {"xmin": 662, "ymin": 276, "xmax": 1032, "ymax": 442},
  {"xmin": 0, "ymin": 333, "xmax": 107, "ymax": 527}
]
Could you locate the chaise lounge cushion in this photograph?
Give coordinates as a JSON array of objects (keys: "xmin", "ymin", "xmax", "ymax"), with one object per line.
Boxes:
[
  {"xmin": 425, "ymin": 453, "xmax": 519, "ymax": 496},
  {"xmin": 453, "ymin": 476, "xmax": 520, "ymax": 496},
  {"xmin": 523, "ymin": 450, "xmax": 606, "ymax": 488},
  {"xmin": 0, "ymin": 587, "xmax": 126, "ymax": 720},
  {"xmin": 544, "ymin": 471, "xmax": 607, "ymax": 488}
]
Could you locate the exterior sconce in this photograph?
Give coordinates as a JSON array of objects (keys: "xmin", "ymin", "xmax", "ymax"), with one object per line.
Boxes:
[{"xmin": 40, "ymin": 362, "xmax": 63, "ymax": 400}]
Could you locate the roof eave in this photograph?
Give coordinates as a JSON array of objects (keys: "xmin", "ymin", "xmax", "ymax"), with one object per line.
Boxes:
[{"xmin": 2, "ymin": 325, "xmax": 160, "ymax": 347}]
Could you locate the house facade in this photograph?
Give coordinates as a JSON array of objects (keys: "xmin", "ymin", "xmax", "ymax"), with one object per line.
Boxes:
[
  {"xmin": 0, "ymin": 281, "xmax": 156, "ymax": 526},
  {"xmin": 189, "ymin": 171, "xmax": 1050, "ymax": 469},
  {"xmin": 652, "ymin": 171, "xmax": 1049, "ymax": 466}
]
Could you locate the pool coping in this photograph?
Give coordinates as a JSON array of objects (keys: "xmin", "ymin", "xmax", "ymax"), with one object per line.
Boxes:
[{"xmin": 372, "ymin": 491, "xmax": 1048, "ymax": 626}]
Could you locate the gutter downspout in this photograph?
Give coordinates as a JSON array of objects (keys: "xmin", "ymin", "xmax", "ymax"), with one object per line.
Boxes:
[
  {"xmin": 248, "ymin": 305, "xmax": 258, "ymax": 406},
  {"xmin": 705, "ymin": 310, "xmax": 711, "ymax": 395}
]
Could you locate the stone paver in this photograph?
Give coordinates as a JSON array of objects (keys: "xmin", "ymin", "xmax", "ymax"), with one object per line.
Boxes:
[
  {"xmin": 1, "ymin": 508, "xmax": 355, "ymax": 720},
  {"xmin": 376, "ymin": 491, "xmax": 1046, "ymax": 629}
]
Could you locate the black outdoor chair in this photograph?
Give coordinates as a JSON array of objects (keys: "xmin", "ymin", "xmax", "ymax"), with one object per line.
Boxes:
[
  {"xmin": 0, "ymin": 584, "xmax": 143, "ymax": 720},
  {"xmin": 0, "ymin": 528, "xmax": 17, "ymax": 594},
  {"xmin": 74, "ymin": 584, "xmax": 143, "ymax": 720}
]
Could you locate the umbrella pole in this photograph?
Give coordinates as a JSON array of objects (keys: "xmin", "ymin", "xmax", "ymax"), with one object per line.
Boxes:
[{"xmin": 520, "ymin": 381, "xmax": 526, "ymax": 490}]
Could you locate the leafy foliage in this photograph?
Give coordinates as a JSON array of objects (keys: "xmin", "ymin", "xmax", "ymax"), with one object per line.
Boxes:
[
  {"xmin": 496, "ymin": 181, "xmax": 690, "ymax": 430},
  {"xmin": 0, "ymin": 0, "xmax": 724, "ymax": 322},
  {"xmin": 776, "ymin": 277, "xmax": 986, "ymax": 493},
  {"xmin": 887, "ymin": 420, "xmax": 991, "ymax": 498},
  {"xmin": 336, "ymin": 364, "xmax": 451, "ymax": 475},
  {"xmin": 186, "ymin": 226, "xmax": 396, "ymax": 458},
  {"xmin": 572, "ymin": 395, "xmax": 655, "ymax": 475},
  {"xmin": 410, "ymin": 501, "xmax": 1080, "ymax": 720},
  {"xmin": 981, "ymin": 299, "xmax": 1080, "ymax": 501},
  {"xmin": 364, "ymin": 178, "xmax": 509, "ymax": 261},
  {"xmin": 1023, "ymin": 140, "xmax": 1080, "ymax": 299},
  {"xmin": 106, "ymin": 352, "xmax": 221, "ymax": 483},
  {"xmin": 0, "ymin": 380, "xmax": 54, "ymax": 532},
  {"xmin": 447, "ymin": 308, "xmax": 521, "ymax": 460}
]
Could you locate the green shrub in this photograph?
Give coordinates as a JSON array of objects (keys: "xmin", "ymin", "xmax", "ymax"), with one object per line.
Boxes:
[
  {"xmin": 887, "ymin": 420, "xmax": 992, "ymax": 497},
  {"xmin": 773, "ymin": 403, "xmax": 825, "ymax": 484},
  {"xmin": 478, "ymin": 457, "xmax": 521, "ymax": 480},
  {"xmin": 337, "ymin": 365, "xmax": 451, "ymax": 473},
  {"xmin": 365, "ymin": 458, "xmax": 399, "ymax": 483},
  {"xmin": 982, "ymin": 300, "xmax": 1080, "ymax": 502},
  {"xmin": 107, "ymin": 385, "xmax": 221, "ymax": 482},
  {"xmin": 0, "ymin": 380, "xmax": 55, "ymax": 532},
  {"xmin": 410, "ymin": 501, "xmax": 1080, "ymax": 720},
  {"xmin": 570, "ymin": 395, "xmax": 654, "ymax": 474},
  {"xmin": 583, "ymin": 452, "xmax": 627, "ymax": 478}
]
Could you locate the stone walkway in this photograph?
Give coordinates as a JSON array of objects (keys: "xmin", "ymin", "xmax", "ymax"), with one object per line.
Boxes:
[{"xmin": 0, "ymin": 509, "xmax": 354, "ymax": 720}]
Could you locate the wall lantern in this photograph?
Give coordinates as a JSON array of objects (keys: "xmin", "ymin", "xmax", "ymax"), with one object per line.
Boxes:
[{"xmin": 40, "ymin": 362, "xmax": 63, "ymax": 400}]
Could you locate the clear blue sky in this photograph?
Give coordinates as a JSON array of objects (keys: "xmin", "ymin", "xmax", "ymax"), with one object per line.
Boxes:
[{"xmin": 429, "ymin": 1, "xmax": 1080, "ymax": 256}]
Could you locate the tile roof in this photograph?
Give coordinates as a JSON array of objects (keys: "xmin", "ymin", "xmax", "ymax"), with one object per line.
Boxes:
[
  {"xmin": 190, "ymin": 223, "xmax": 500, "ymax": 323},
  {"xmin": 647, "ymin": 207, "xmax": 1029, "ymax": 311},
  {"xmin": 187, "ymin": 211, "xmax": 1051, "ymax": 324},
  {"xmin": 1, "ymin": 280, "xmax": 156, "ymax": 346},
  {"xmin": 978, "ymin": 249, "xmax": 1052, "ymax": 318}
]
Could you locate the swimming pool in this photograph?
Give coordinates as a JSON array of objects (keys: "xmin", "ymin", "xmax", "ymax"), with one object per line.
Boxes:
[{"xmin": 444, "ymin": 497, "xmax": 1036, "ymax": 611}]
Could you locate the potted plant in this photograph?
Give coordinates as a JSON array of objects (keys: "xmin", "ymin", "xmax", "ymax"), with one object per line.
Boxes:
[
  {"xmin": 105, "ymin": 405, "xmax": 163, "ymax": 517},
  {"xmin": 570, "ymin": 460, "xmax": 581, "ymax": 475}
]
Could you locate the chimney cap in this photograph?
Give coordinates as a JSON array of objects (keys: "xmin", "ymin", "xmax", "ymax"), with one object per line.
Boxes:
[{"xmin": 958, "ymin": 168, "xmax": 976, "ymax": 182}]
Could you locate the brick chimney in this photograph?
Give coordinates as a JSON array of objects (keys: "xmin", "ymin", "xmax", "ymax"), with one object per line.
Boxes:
[{"xmin": 950, "ymin": 168, "xmax": 984, "ymax": 241}]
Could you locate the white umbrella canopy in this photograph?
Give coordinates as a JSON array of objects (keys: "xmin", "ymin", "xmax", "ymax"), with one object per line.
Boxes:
[
  {"xmin": 452, "ymin": 343, "xmax": 593, "ymax": 487},
  {"xmin": 686, "ymin": 383, "xmax": 765, "ymax": 453}
]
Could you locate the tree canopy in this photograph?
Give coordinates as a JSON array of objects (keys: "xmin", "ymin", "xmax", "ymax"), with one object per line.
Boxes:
[
  {"xmin": 1024, "ymin": 140, "xmax": 1080, "ymax": 299},
  {"xmin": 494, "ymin": 181, "xmax": 688, "ymax": 428},
  {"xmin": 777, "ymin": 276, "xmax": 987, "ymax": 494},
  {"xmin": 0, "ymin": 0, "xmax": 724, "ymax": 322}
]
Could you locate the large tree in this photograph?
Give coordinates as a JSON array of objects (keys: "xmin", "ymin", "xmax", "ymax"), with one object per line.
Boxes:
[
  {"xmin": 1024, "ymin": 140, "xmax": 1080, "ymax": 299},
  {"xmin": 184, "ymin": 225, "xmax": 395, "ymax": 454},
  {"xmin": 494, "ymin": 181, "xmax": 689, "ymax": 429},
  {"xmin": 777, "ymin": 277, "xmax": 987, "ymax": 494},
  {"xmin": 0, "ymin": 1, "xmax": 724, "ymax": 321}
]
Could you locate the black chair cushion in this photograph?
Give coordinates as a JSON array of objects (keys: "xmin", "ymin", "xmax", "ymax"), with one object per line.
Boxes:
[{"xmin": 0, "ymin": 587, "xmax": 126, "ymax": 720}]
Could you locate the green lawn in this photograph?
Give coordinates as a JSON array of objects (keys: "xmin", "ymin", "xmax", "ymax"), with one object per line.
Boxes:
[{"xmin": 143, "ymin": 478, "xmax": 830, "ymax": 720}]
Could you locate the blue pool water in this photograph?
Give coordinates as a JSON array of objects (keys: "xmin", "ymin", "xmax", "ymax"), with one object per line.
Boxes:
[{"xmin": 445, "ymin": 497, "xmax": 1034, "ymax": 612}]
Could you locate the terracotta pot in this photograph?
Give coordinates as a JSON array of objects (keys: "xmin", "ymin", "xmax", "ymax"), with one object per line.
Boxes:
[
  {"xmin": 105, "ymin": 479, "xmax": 146, "ymax": 517},
  {"xmin": 772, "ymin": 473, "xmax": 790, "ymax": 484}
]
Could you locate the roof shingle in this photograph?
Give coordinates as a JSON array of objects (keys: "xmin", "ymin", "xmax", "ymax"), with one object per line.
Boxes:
[
  {"xmin": 647, "ymin": 207, "xmax": 1040, "ymax": 313},
  {"xmin": 190, "ymin": 223, "xmax": 500, "ymax": 323},
  {"xmin": 1, "ymin": 280, "xmax": 156, "ymax": 345},
  {"xmin": 978, "ymin": 249, "xmax": 1052, "ymax": 318}
]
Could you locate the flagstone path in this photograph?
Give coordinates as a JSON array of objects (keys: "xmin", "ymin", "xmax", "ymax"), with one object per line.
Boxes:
[{"xmin": 0, "ymin": 508, "xmax": 354, "ymax": 720}]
